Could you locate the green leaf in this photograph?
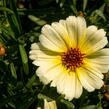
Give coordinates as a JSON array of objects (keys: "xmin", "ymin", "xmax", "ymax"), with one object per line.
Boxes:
[
  {"xmin": 56, "ymin": 0, "xmax": 59, "ymax": 3},
  {"xmin": 80, "ymin": 103, "xmax": 103, "ymax": 109},
  {"xmin": 95, "ymin": 102, "xmax": 103, "ymax": 109},
  {"xmin": 38, "ymin": 93, "xmax": 53, "ymax": 101},
  {"xmin": 8, "ymin": 0, "xmax": 22, "ymax": 35},
  {"xmin": 83, "ymin": 0, "xmax": 88, "ymax": 11},
  {"xmin": 73, "ymin": 0, "xmax": 77, "ymax": 6},
  {"xmin": 0, "ymin": 7, "xmax": 14, "ymax": 14},
  {"xmin": 10, "ymin": 62, "xmax": 17, "ymax": 79},
  {"xmin": 99, "ymin": 3, "xmax": 105, "ymax": 12},
  {"xmin": 95, "ymin": 10, "xmax": 106, "ymax": 21},
  {"xmin": 90, "ymin": 9, "xmax": 106, "ymax": 22},
  {"xmin": 28, "ymin": 15, "xmax": 46, "ymax": 26},
  {"xmin": 19, "ymin": 44, "xmax": 29, "ymax": 75},
  {"xmin": 0, "ymin": 26, "xmax": 16, "ymax": 41},
  {"xmin": 7, "ymin": 14, "xmax": 20, "ymax": 37},
  {"xmin": 16, "ymin": 93, "xmax": 37, "ymax": 109},
  {"xmin": 3, "ymin": 0, "xmax": 22, "ymax": 37},
  {"xmin": 70, "ymin": 5, "xmax": 78, "ymax": 14},
  {"xmin": 26, "ymin": 74, "xmax": 39, "ymax": 89},
  {"xmin": 80, "ymin": 105, "xmax": 96, "ymax": 109},
  {"xmin": 60, "ymin": 0, "xmax": 65, "ymax": 7},
  {"xmin": 60, "ymin": 99, "xmax": 75, "ymax": 109}
]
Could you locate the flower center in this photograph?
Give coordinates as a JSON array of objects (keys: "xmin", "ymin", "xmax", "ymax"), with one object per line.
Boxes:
[{"xmin": 61, "ymin": 48, "xmax": 85, "ymax": 70}]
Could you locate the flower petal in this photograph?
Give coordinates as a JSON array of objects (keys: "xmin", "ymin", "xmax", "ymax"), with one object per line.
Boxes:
[
  {"xmin": 87, "ymin": 48, "xmax": 109, "ymax": 59},
  {"xmin": 39, "ymin": 25, "xmax": 67, "ymax": 52},
  {"xmin": 84, "ymin": 58, "xmax": 109, "ymax": 74},
  {"xmin": 66, "ymin": 16, "xmax": 86, "ymax": 48},
  {"xmin": 77, "ymin": 68, "xmax": 96, "ymax": 92},
  {"xmin": 36, "ymin": 63, "xmax": 62, "ymax": 84},
  {"xmin": 86, "ymin": 69, "xmax": 104, "ymax": 89},
  {"xmin": 51, "ymin": 71, "xmax": 76, "ymax": 101},
  {"xmin": 80, "ymin": 26, "xmax": 107, "ymax": 55},
  {"xmin": 85, "ymin": 48, "xmax": 109, "ymax": 73},
  {"xmin": 51, "ymin": 21, "xmax": 71, "ymax": 48},
  {"xmin": 44, "ymin": 99, "xmax": 57, "ymax": 109},
  {"xmin": 29, "ymin": 43, "xmax": 61, "ymax": 66},
  {"xmin": 75, "ymin": 74, "xmax": 83, "ymax": 98}
]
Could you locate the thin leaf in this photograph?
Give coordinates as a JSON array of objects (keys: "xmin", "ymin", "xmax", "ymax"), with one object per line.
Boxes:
[
  {"xmin": 10, "ymin": 62, "xmax": 17, "ymax": 79},
  {"xmin": 70, "ymin": 5, "xmax": 78, "ymax": 14},
  {"xmin": 60, "ymin": 99, "xmax": 75, "ymax": 109},
  {"xmin": 38, "ymin": 93, "xmax": 53, "ymax": 101},
  {"xmin": 95, "ymin": 10, "xmax": 106, "ymax": 21},
  {"xmin": 28, "ymin": 15, "xmax": 46, "ymax": 26},
  {"xmin": 60, "ymin": 0, "xmax": 65, "ymax": 7},
  {"xmin": 26, "ymin": 74, "xmax": 39, "ymax": 89},
  {"xmin": 83, "ymin": 0, "xmax": 88, "ymax": 11},
  {"xmin": 99, "ymin": 3, "xmax": 105, "ymax": 12},
  {"xmin": 56, "ymin": 0, "xmax": 59, "ymax": 3},
  {"xmin": 0, "ymin": 26, "xmax": 16, "ymax": 41},
  {"xmin": 0, "ymin": 7, "xmax": 14, "ymax": 14},
  {"xmin": 19, "ymin": 44, "xmax": 29, "ymax": 75},
  {"xmin": 8, "ymin": 0, "xmax": 22, "ymax": 35},
  {"xmin": 73, "ymin": 0, "xmax": 77, "ymax": 6},
  {"xmin": 80, "ymin": 105, "xmax": 96, "ymax": 109}
]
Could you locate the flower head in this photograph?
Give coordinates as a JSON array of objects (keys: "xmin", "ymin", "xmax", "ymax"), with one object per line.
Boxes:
[{"xmin": 30, "ymin": 16, "xmax": 109, "ymax": 101}]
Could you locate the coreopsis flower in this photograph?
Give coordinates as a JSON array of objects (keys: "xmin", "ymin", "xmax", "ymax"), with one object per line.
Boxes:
[
  {"xmin": 30, "ymin": 16, "xmax": 109, "ymax": 101},
  {"xmin": 37, "ymin": 99, "xmax": 57, "ymax": 109}
]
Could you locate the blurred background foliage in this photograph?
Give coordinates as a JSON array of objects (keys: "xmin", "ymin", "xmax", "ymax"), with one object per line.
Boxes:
[{"xmin": 0, "ymin": 0, "xmax": 109, "ymax": 109}]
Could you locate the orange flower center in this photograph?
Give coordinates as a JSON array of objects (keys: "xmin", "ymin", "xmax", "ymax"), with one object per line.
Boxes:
[{"xmin": 61, "ymin": 48, "xmax": 85, "ymax": 70}]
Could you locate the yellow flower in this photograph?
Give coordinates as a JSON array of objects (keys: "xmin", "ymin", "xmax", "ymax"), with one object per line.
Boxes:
[
  {"xmin": 37, "ymin": 99, "xmax": 57, "ymax": 109},
  {"xmin": 30, "ymin": 16, "xmax": 109, "ymax": 101}
]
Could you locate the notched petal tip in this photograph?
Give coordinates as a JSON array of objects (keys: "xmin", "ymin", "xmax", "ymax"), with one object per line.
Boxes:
[
  {"xmin": 31, "ymin": 43, "xmax": 40, "ymax": 50},
  {"xmin": 41, "ymin": 24, "xmax": 50, "ymax": 33},
  {"xmin": 66, "ymin": 16, "xmax": 76, "ymax": 20}
]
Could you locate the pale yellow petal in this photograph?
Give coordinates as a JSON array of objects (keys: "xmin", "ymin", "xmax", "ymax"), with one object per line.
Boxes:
[
  {"xmin": 51, "ymin": 21, "xmax": 70, "ymax": 48},
  {"xmin": 87, "ymin": 48, "xmax": 109, "ymax": 59},
  {"xmin": 77, "ymin": 67, "xmax": 104, "ymax": 91},
  {"xmin": 85, "ymin": 48, "xmax": 109, "ymax": 73},
  {"xmin": 66, "ymin": 16, "xmax": 86, "ymax": 48},
  {"xmin": 36, "ymin": 64, "xmax": 64, "ymax": 85},
  {"xmin": 37, "ymin": 107, "xmax": 41, "ymax": 109},
  {"xmin": 39, "ymin": 24, "xmax": 67, "ymax": 52},
  {"xmin": 84, "ymin": 58, "xmax": 109, "ymax": 74},
  {"xmin": 77, "ymin": 68, "xmax": 95, "ymax": 92},
  {"xmin": 44, "ymin": 99, "xmax": 57, "ymax": 109},
  {"xmin": 86, "ymin": 69, "xmax": 104, "ymax": 89},
  {"xmin": 84, "ymin": 63, "xmax": 104, "ymax": 79},
  {"xmin": 75, "ymin": 74, "xmax": 83, "ymax": 98},
  {"xmin": 51, "ymin": 69, "xmax": 76, "ymax": 101},
  {"xmin": 29, "ymin": 43, "xmax": 61, "ymax": 66},
  {"xmin": 79, "ymin": 25, "xmax": 97, "ymax": 49},
  {"xmin": 80, "ymin": 26, "xmax": 107, "ymax": 55}
]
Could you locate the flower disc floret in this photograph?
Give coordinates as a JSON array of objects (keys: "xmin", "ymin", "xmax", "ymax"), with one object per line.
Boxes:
[{"xmin": 61, "ymin": 48, "xmax": 85, "ymax": 70}]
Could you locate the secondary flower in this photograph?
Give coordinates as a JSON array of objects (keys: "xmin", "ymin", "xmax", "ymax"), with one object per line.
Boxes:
[
  {"xmin": 37, "ymin": 99, "xmax": 57, "ymax": 109},
  {"xmin": 29, "ymin": 16, "xmax": 109, "ymax": 101}
]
